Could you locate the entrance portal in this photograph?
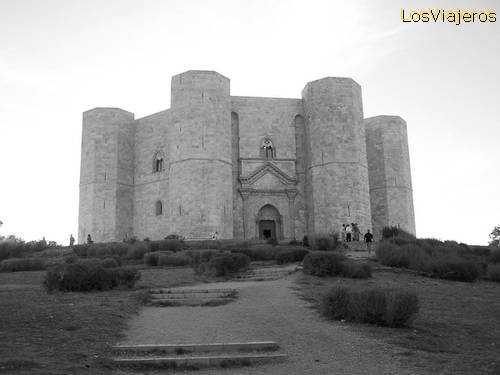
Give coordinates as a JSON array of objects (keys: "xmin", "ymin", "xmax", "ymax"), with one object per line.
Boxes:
[
  {"xmin": 256, "ymin": 204, "xmax": 282, "ymax": 240},
  {"xmin": 259, "ymin": 220, "xmax": 276, "ymax": 240}
]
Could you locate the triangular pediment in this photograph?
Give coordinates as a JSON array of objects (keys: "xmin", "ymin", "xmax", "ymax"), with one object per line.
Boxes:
[{"xmin": 240, "ymin": 162, "xmax": 296, "ymax": 189}]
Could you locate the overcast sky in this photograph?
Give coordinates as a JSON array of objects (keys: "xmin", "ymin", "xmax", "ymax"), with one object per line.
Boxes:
[{"xmin": 0, "ymin": 0, "xmax": 498, "ymax": 245}]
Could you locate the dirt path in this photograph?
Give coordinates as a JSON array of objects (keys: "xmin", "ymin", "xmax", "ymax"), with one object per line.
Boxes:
[{"xmin": 119, "ymin": 272, "xmax": 427, "ymax": 374}]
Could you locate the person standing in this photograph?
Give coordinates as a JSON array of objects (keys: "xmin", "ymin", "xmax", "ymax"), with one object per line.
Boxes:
[
  {"xmin": 69, "ymin": 234, "xmax": 75, "ymax": 247},
  {"xmin": 87, "ymin": 234, "xmax": 93, "ymax": 244},
  {"xmin": 364, "ymin": 229, "xmax": 374, "ymax": 254},
  {"xmin": 212, "ymin": 231, "xmax": 219, "ymax": 240},
  {"xmin": 341, "ymin": 224, "xmax": 346, "ymax": 242},
  {"xmin": 345, "ymin": 224, "xmax": 352, "ymax": 242}
]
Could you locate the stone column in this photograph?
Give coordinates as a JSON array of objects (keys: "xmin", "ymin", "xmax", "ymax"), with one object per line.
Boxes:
[
  {"xmin": 286, "ymin": 190, "xmax": 297, "ymax": 240},
  {"xmin": 240, "ymin": 190, "xmax": 251, "ymax": 239}
]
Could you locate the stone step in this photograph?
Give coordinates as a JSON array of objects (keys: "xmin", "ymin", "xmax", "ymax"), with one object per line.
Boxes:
[
  {"xmin": 150, "ymin": 293, "xmax": 235, "ymax": 300},
  {"xmin": 113, "ymin": 353, "xmax": 287, "ymax": 369},
  {"xmin": 113, "ymin": 341, "xmax": 279, "ymax": 354},
  {"xmin": 149, "ymin": 288, "xmax": 236, "ymax": 294},
  {"xmin": 150, "ymin": 297, "xmax": 235, "ymax": 307}
]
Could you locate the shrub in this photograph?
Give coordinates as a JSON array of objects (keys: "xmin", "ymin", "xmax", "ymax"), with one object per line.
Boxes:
[
  {"xmin": 430, "ymin": 259, "xmax": 480, "ymax": 282},
  {"xmin": 486, "ymin": 264, "xmax": 500, "ymax": 282},
  {"xmin": 127, "ymin": 243, "xmax": 150, "ymax": 260},
  {"xmin": 73, "ymin": 244, "xmax": 90, "ymax": 257},
  {"xmin": 376, "ymin": 242, "xmax": 411, "ymax": 268},
  {"xmin": 197, "ymin": 253, "xmax": 250, "ymax": 277},
  {"xmin": 288, "ymin": 239, "xmax": 300, "ymax": 246},
  {"xmin": 308, "ymin": 233, "xmax": 339, "ymax": 251},
  {"xmin": 382, "ymin": 226, "xmax": 416, "ymax": 244},
  {"xmin": 385, "ymin": 292, "xmax": 420, "ymax": 327},
  {"xmin": 143, "ymin": 251, "xmax": 174, "ymax": 266},
  {"xmin": 111, "ymin": 268, "xmax": 141, "ymax": 288},
  {"xmin": 0, "ymin": 240, "xmax": 26, "ymax": 261},
  {"xmin": 321, "ymin": 285, "xmax": 419, "ymax": 327},
  {"xmin": 149, "ymin": 239, "xmax": 182, "ymax": 252},
  {"xmin": 186, "ymin": 250, "xmax": 220, "ymax": 268},
  {"xmin": 267, "ymin": 238, "xmax": 278, "ymax": 246},
  {"xmin": 303, "ymin": 252, "xmax": 346, "ymax": 277},
  {"xmin": 100, "ymin": 257, "xmax": 119, "ymax": 268},
  {"xmin": 321, "ymin": 285, "xmax": 350, "ymax": 320},
  {"xmin": 0, "ymin": 258, "xmax": 45, "ymax": 272},
  {"xmin": 340, "ymin": 261, "xmax": 372, "ymax": 279},
  {"xmin": 94, "ymin": 243, "xmax": 129, "ymax": 258},
  {"xmin": 44, "ymin": 263, "xmax": 140, "ymax": 292},
  {"xmin": 230, "ymin": 247, "xmax": 277, "ymax": 261},
  {"xmin": 490, "ymin": 249, "xmax": 500, "ymax": 263},
  {"xmin": 276, "ymin": 249, "xmax": 309, "ymax": 265},
  {"xmin": 165, "ymin": 234, "xmax": 184, "ymax": 241},
  {"xmin": 158, "ymin": 254, "xmax": 191, "ymax": 267}
]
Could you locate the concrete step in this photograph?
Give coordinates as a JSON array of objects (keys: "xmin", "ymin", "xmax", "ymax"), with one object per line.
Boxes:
[
  {"xmin": 113, "ymin": 353, "xmax": 287, "ymax": 369},
  {"xmin": 113, "ymin": 341, "xmax": 279, "ymax": 354},
  {"xmin": 150, "ymin": 297, "xmax": 235, "ymax": 307},
  {"xmin": 150, "ymin": 293, "xmax": 235, "ymax": 300},
  {"xmin": 149, "ymin": 288, "xmax": 236, "ymax": 294}
]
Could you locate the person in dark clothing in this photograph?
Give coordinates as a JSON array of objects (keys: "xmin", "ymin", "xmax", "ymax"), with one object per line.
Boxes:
[
  {"xmin": 87, "ymin": 234, "xmax": 93, "ymax": 244},
  {"xmin": 69, "ymin": 234, "xmax": 75, "ymax": 247},
  {"xmin": 364, "ymin": 229, "xmax": 373, "ymax": 253}
]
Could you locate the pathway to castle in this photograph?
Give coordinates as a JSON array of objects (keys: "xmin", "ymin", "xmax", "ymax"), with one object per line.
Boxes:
[{"xmin": 117, "ymin": 269, "xmax": 426, "ymax": 375}]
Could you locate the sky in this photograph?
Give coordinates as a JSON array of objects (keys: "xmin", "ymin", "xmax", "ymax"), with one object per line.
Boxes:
[{"xmin": 0, "ymin": 0, "xmax": 499, "ymax": 245}]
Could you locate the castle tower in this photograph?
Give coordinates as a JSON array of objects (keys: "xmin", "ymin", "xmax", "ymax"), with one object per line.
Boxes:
[
  {"xmin": 365, "ymin": 116, "xmax": 416, "ymax": 238},
  {"xmin": 168, "ymin": 71, "xmax": 233, "ymax": 238},
  {"xmin": 78, "ymin": 108, "xmax": 135, "ymax": 243},
  {"xmin": 302, "ymin": 77, "xmax": 372, "ymax": 235}
]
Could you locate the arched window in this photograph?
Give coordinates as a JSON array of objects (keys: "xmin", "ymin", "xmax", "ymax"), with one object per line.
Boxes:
[
  {"xmin": 153, "ymin": 151, "xmax": 164, "ymax": 173},
  {"xmin": 155, "ymin": 200, "xmax": 163, "ymax": 216},
  {"xmin": 260, "ymin": 138, "xmax": 275, "ymax": 159}
]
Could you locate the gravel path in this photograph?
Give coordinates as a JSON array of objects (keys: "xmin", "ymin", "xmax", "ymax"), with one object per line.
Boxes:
[{"xmin": 118, "ymin": 272, "xmax": 426, "ymax": 375}]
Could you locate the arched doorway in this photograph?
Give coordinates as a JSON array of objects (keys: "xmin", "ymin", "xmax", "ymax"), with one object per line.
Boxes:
[{"xmin": 256, "ymin": 204, "xmax": 282, "ymax": 240}]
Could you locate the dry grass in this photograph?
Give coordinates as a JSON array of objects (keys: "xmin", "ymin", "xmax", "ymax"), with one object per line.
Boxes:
[
  {"xmin": 0, "ymin": 267, "xmax": 198, "ymax": 374},
  {"xmin": 295, "ymin": 269, "xmax": 500, "ymax": 375}
]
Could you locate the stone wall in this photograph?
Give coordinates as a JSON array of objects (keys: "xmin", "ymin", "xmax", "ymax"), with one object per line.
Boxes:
[
  {"xmin": 365, "ymin": 115, "xmax": 416, "ymax": 239},
  {"xmin": 78, "ymin": 108, "xmax": 135, "ymax": 243},
  {"xmin": 302, "ymin": 77, "xmax": 372, "ymax": 236},
  {"xmin": 78, "ymin": 70, "xmax": 415, "ymax": 243}
]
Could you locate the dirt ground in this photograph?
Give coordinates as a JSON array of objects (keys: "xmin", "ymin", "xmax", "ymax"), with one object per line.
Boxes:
[{"xmin": 118, "ymin": 271, "xmax": 428, "ymax": 375}]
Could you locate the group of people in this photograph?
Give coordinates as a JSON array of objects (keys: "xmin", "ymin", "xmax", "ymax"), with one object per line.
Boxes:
[{"xmin": 341, "ymin": 223, "xmax": 373, "ymax": 253}]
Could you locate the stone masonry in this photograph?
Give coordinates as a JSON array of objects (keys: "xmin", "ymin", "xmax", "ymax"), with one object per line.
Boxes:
[{"xmin": 78, "ymin": 70, "xmax": 415, "ymax": 243}]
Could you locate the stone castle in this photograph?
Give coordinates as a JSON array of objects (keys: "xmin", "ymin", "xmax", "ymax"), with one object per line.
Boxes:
[{"xmin": 78, "ymin": 70, "xmax": 415, "ymax": 243}]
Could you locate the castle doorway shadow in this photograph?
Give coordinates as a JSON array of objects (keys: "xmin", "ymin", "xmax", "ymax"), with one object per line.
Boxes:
[{"xmin": 256, "ymin": 204, "xmax": 282, "ymax": 240}]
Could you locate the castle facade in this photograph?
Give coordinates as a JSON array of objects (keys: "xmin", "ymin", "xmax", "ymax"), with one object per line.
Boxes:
[{"xmin": 78, "ymin": 70, "xmax": 415, "ymax": 243}]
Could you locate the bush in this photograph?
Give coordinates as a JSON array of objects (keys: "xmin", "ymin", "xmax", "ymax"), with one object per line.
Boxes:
[
  {"xmin": 94, "ymin": 243, "xmax": 129, "ymax": 258},
  {"xmin": 382, "ymin": 226, "xmax": 416, "ymax": 245},
  {"xmin": 430, "ymin": 259, "xmax": 480, "ymax": 282},
  {"xmin": 288, "ymin": 239, "xmax": 300, "ymax": 246},
  {"xmin": 44, "ymin": 263, "xmax": 140, "ymax": 292},
  {"xmin": 100, "ymin": 257, "xmax": 119, "ymax": 268},
  {"xmin": 308, "ymin": 233, "xmax": 339, "ymax": 251},
  {"xmin": 230, "ymin": 247, "xmax": 277, "ymax": 261},
  {"xmin": 490, "ymin": 249, "xmax": 500, "ymax": 263},
  {"xmin": 376, "ymin": 242, "xmax": 481, "ymax": 282},
  {"xmin": 73, "ymin": 244, "xmax": 91, "ymax": 257},
  {"xmin": 376, "ymin": 242, "xmax": 411, "ymax": 268},
  {"xmin": 196, "ymin": 253, "xmax": 250, "ymax": 277},
  {"xmin": 0, "ymin": 258, "xmax": 45, "ymax": 272},
  {"xmin": 0, "ymin": 240, "xmax": 27, "ymax": 261},
  {"xmin": 340, "ymin": 261, "xmax": 372, "ymax": 279},
  {"xmin": 267, "ymin": 238, "xmax": 278, "ymax": 246},
  {"xmin": 127, "ymin": 243, "xmax": 150, "ymax": 260},
  {"xmin": 186, "ymin": 250, "xmax": 220, "ymax": 268},
  {"xmin": 276, "ymin": 249, "xmax": 309, "ymax": 264},
  {"xmin": 149, "ymin": 239, "xmax": 182, "ymax": 252},
  {"xmin": 303, "ymin": 252, "xmax": 346, "ymax": 277},
  {"xmin": 321, "ymin": 285, "xmax": 419, "ymax": 327},
  {"xmin": 143, "ymin": 251, "xmax": 173, "ymax": 266},
  {"xmin": 158, "ymin": 254, "xmax": 191, "ymax": 267},
  {"xmin": 486, "ymin": 264, "xmax": 500, "ymax": 282},
  {"xmin": 385, "ymin": 292, "xmax": 420, "ymax": 327}
]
